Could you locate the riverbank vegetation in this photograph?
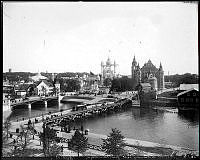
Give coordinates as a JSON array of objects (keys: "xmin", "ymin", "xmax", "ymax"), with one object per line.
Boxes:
[
  {"xmin": 102, "ymin": 128, "xmax": 127, "ymax": 156},
  {"xmin": 68, "ymin": 129, "xmax": 88, "ymax": 157}
]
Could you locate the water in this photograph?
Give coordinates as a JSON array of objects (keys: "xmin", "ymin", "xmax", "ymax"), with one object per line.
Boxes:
[{"xmin": 8, "ymin": 101, "xmax": 199, "ymax": 150}]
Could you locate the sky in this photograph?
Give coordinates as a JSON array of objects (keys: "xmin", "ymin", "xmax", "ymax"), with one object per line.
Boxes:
[{"xmin": 3, "ymin": 2, "xmax": 198, "ymax": 75}]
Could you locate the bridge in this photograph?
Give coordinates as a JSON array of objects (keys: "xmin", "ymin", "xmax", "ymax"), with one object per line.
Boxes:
[
  {"xmin": 43, "ymin": 98, "xmax": 131, "ymax": 125},
  {"xmin": 3, "ymin": 95, "xmax": 63, "ymax": 111}
]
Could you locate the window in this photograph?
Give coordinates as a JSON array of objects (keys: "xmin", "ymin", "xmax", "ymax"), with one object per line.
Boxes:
[
  {"xmin": 193, "ymin": 92, "xmax": 196, "ymax": 96},
  {"xmin": 190, "ymin": 98, "xmax": 193, "ymax": 102},
  {"xmin": 181, "ymin": 98, "xmax": 184, "ymax": 102},
  {"xmin": 187, "ymin": 93, "xmax": 190, "ymax": 96},
  {"xmin": 186, "ymin": 98, "xmax": 189, "ymax": 102},
  {"xmin": 196, "ymin": 98, "xmax": 199, "ymax": 103}
]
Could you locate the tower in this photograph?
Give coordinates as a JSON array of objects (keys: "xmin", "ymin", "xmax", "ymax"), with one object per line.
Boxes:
[
  {"xmin": 114, "ymin": 60, "xmax": 116, "ymax": 77},
  {"xmin": 52, "ymin": 73, "xmax": 55, "ymax": 82},
  {"xmin": 148, "ymin": 73, "xmax": 157, "ymax": 90},
  {"xmin": 131, "ymin": 55, "xmax": 137, "ymax": 79},
  {"xmin": 55, "ymin": 80, "xmax": 60, "ymax": 96},
  {"xmin": 100, "ymin": 57, "xmax": 117, "ymax": 86},
  {"xmin": 135, "ymin": 63, "xmax": 141, "ymax": 84},
  {"xmin": 157, "ymin": 62, "xmax": 164, "ymax": 90},
  {"xmin": 132, "ymin": 55, "xmax": 141, "ymax": 89}
]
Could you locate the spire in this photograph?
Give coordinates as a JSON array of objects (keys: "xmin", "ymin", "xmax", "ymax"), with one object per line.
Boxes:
[
  {"xmin": 132, "ymin": 55, "xmax": 137, "ymax": 66},
  {"xmin": 159, "ymin": 62, "xmax": 163, "ymax": 71},
  {"xmin": 147, "ymin": 59, "xmax": 152, "ymax": 63}
]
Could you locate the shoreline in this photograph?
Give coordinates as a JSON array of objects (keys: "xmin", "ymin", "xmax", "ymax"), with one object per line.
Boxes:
[
  {"xmin": 5, "ymin": 97, "xmax": 199, "ymax": 156},
  {"xmin": 8, "ymin": 107, "xmax": 199, "ymax": 156}
]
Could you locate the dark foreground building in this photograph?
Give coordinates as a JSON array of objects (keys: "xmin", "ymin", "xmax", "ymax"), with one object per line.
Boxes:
[{"xmin": 177, "ymin": 88, "xmax": 199, "ymax": 111}]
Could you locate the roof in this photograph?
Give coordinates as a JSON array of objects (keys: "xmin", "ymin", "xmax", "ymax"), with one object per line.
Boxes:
[
  {"xmin": 177, "ymin": 88, "xmax": 199, "ymax": 97},
  {"xmin": 30, "ymin": 72, "xmax": 48, "ymax": 81},
  {"xmin": 15, "ymin": 84, "xmax": 30, "ymax": 90},
  {"xmin": 179, "ymin": 84, "xmax": 199, "ymax": 91},
  {"xmin": 37, "ymin": 80, "xmax": 54, "ymax": 87},
  {"xmin": 141, "ymin": 60, "xmax": 158, "ymax": 72}
]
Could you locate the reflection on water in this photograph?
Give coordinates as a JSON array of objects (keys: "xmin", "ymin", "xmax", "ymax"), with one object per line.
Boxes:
[
  {"xmin": 8, "ymin": 102, "xmax": 199, "ymax": 150},
  {"xmin": 75, "ymin": 107, "xmax": 199, "ymax": 150},
  {"xmin": 178, "ymin": 111, "xmax": 199, "ymax": 127}
]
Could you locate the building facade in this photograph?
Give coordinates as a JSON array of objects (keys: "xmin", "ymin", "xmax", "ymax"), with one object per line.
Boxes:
[
  {"xmin": 177, "ymin": 88, "xmax": 199, "ymax": 111},
  {"xmin": 100, "ymin": 57, "xmax": 118, "ymax": 85},
  {"xmin": 131, "ymin": 56, "xmax": 164, "ymax": 90}
]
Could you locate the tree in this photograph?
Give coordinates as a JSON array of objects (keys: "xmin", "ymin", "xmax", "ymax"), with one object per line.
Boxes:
[
  {"xmin": 110, "ymin": 77, "xmax": 134, "ymax": 92},
  {"xmin": 59, "ymin": 79, "xmax": 81, "ymax": 92},
  {"xmin": 68, "ymin": 129, "xmax": 88, "ymax": 157},
  {"xmin": 39, "ymin": 123, "xmax": 58, "ymax": 157},
  {"xmin": 2, "ymin": 119, "xmax": 12, "ymax": 156},
  {"xmin": 48, "ymin": 143, "xmax": 62, "ymax": 157},
  {"xmin": 3, "ymin": 118, "xmax": 11, "ymax": 140},
  {"xmin": 102, "ymin": 128, "xmax": 127, "ymax": 156},
  {"xmin": 103, "ymin": 78, "xmax": 112, "ymax": 87},
  {"xmin": 18, "ymin": 124, "xmax": 32, "ymax": 155}
]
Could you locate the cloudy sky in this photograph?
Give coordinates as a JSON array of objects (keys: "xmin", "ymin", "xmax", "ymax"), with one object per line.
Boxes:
[{"xmin": 3, "ymin": 2, "xmax": 198, "ymax": 75}]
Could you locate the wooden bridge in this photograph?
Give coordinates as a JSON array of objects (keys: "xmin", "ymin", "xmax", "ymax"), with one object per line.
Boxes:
[{"xmin": 43, "ymin": 98, "xmax": 132, "ymax": 125}]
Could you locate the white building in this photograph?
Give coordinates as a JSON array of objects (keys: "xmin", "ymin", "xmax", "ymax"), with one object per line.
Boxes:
[
  {"xmin": 100, "ymin": 57, "xmax": 118, "ymax": 84},
  {"xmin": 37, "ymin": 80, "xmax": 54, "ymax": 96}
]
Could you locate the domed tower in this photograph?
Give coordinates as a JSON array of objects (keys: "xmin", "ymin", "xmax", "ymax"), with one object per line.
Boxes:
[
  {"xmin": 106, "ymin": 57, "xmax": 111, "ymax": 65},
  {"xmin": 157, "ymin": 62, "xmax": 164, "ymax": 90}
]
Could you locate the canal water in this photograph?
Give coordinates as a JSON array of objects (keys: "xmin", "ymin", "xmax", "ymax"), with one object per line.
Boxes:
[{"xmin": 8, "ymin": 101, "xmax": 199, "ymax": 150}]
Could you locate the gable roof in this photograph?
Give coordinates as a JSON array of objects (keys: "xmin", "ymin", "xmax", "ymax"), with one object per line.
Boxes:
[
  {"xmin": 37, "ymin": 80, "xmax": 54, "ymax": 87},
  {"xmin": 177, "ymin": 88, "xmax": 199, "ymax": 97},
  {"xmin": 15, "ymin": 84, "xmax": 30, "ymax": 90},
  {"xmin": 141, "ymin": 60, "xmax": 158, "ymax": 72}
]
